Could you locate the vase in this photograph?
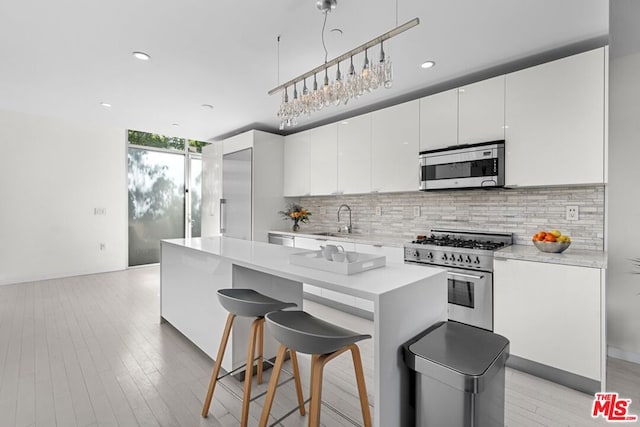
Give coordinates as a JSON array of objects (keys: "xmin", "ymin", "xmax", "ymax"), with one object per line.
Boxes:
[{"xmin": 292, "ymin": 222, "xmax": 300, "ymax": 232}]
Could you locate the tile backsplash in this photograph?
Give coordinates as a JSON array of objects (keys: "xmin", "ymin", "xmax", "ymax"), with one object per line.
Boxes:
[{"xmin": 297, "ymin": 185, "xmax": 605, "ymax": 250}]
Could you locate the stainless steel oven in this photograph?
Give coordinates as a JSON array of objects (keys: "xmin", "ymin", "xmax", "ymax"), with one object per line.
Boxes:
[
  {"xmin": 446, "ymin": 267, "xmax": 493, "ymax": 331},
  {"xmin": 404, "ymin": 229, "xmax": 512, "ymax": 331}
]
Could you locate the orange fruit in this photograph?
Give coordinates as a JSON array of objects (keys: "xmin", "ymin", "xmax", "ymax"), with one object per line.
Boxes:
[{"xmin": 544, "ymin": 234, "xmax": 557, "ymax": 242}]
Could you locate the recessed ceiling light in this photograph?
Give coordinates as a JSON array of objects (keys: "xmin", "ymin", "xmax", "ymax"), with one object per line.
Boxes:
[
  {"xmin": 341, "ymin": 120, "xmax": 349, "ymax": 125},
  {"xmin": 201, "ymin": 104, "xmax": 214, "ymax": 110},
  {"xmin": 420, "ymin": 61, "xmax": 436, "ymax": 69},
  {"xmin": 330, "ymin": 28, "xmax": 343, "ymax": 35},
  {"xmin": 100, "ymin": 102, "xmax": 112, "ymax": 108},
  {"xmin": 171, "ymin": 123, "xmax": 180, "ymax": 128},
  {"xmin": 132, "ymin": 51, "xmax": 151, "ymax": 61}
]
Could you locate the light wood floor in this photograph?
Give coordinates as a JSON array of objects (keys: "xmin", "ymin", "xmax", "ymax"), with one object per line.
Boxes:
[{"xmin": 0, "ymin": 266, "xmax": 638, "ymax": 426}]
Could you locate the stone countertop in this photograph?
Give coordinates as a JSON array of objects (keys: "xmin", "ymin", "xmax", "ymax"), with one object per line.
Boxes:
[
  {"xmin": 268, "ymin": 229, "xmax": 408, "ymax": 248},
  {"xmin": 162, "ymin": 236, "xmax": 444, "ymax": 300},
  {"xmin": 495, "ymin": 244, "xmax": 607, "ymax": 269}
]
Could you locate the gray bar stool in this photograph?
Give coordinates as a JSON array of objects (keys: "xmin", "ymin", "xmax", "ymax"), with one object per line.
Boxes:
[
  {"xmin": 259, "ymin": 310, "xmax": 372, "ymax": 427},
  {"xmin": 201, "ymin": 289, "xmax": 306, "ymax": 426}
]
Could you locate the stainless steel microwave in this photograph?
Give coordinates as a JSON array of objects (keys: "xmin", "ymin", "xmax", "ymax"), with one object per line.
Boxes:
[{"xmin": 419, "ymin": 141, "xmax": 505, "ymax": 191}]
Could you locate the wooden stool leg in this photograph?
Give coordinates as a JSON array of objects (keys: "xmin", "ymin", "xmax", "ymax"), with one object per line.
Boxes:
[
  {"xmin": 240, "ymin": 318, "xmax": 261, "ymax": 427},
  {"xmin": 308, "ymin": 354, "xmax": 326, "ymax": 427},
  {"xmin": 202, "ymin": 313, "xmax": 235, "ymax": 417},
  {"xmin": 349, "ymin": 344, "xmax": 372, "ymax": 427},
  {"xmin": 258, "ymin": 344, "xmax": 288, "ymax": 427},
  {"xmin": 289, "ymin": 349, "xmax": 306, "ymax": 415},
  {"xmin": 257, "ymin": 318, "xmax": 264, "ymax": 385}
]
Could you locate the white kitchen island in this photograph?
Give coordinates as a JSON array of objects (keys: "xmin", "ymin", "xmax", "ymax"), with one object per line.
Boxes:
[{"xmin": 160, "ymin": 236, "xmax": 447, "ymax": 426}]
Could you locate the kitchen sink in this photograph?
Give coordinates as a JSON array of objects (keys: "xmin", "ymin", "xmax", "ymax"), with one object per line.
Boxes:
[
  {"xmin": 308, "ymin": 231, "xmax": 344, "ymax": 237},
  {"xmin": 307, "ymin": 231, "xmax": 367, "ymax": 239}
]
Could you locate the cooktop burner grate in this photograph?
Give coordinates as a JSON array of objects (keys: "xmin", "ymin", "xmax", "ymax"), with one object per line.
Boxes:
[{"xmin": 411, "ymin": 235, "xmax": 507, "ymax": 251}]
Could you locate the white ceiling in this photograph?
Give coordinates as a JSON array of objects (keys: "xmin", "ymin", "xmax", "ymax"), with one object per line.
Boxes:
[{"xmin": 0, "ymin": 0, "xmax": 608, "ymax": 142}]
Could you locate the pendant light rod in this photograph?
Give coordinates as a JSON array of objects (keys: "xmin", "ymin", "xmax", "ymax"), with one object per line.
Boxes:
[{"xmin": 268, "ymin": 17, "xmax": 419, "ymax": 95}]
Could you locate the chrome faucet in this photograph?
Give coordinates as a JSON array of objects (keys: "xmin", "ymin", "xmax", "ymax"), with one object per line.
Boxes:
[{"xmin": 337, "ymin": 204, "xmax": 352, "ymax": 233}]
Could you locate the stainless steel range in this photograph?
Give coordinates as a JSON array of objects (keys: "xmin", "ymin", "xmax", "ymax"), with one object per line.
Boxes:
[{"xmin": 404, "ymin": 229, "xmax": 512, "ymax": 331}]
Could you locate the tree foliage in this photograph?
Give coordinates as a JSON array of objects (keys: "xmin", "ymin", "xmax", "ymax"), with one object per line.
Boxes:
[
  {"xmin": 127, "ymin": 130, "xmax": 209, "ymax": 153},
  {"xmin": 128, "ymin": 130, "xmax": 184, "ymax": 151}
]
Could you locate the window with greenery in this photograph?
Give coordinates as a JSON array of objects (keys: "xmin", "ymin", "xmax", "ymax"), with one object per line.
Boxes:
[{"xmin": 127, "ymin": 130, "xmax": 210, "ymax": 153}]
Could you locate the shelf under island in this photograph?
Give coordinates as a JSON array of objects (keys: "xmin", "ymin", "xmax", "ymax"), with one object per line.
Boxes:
[{"xmin": 160, "ymin": 236, "xmax": 447, "ymax": 427}]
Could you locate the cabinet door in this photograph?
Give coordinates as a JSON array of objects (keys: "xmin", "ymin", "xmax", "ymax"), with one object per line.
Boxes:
[
  {"xmin": 321, "ymin": 236, "xmax": 356, "ymax": 306},
  {"xmin": 338, "ymin": 114, "xmax": 372, "ymax": 194},
  {"xmin": 309, "ymin": 123, "xmax": 338, "ymax": 195},
  {"xmin": 458, "ymin": 76, "xmax": 505, "ymax": 144},
  {"xmin": 493, "ymin": 258, "xmax": 601, "ymax": 380},
  {"xmin": 294, "ymin": 237, "xmax": 325, "ymax": 298},
  {"xmin": 419, "ymin": 89, "xmax": 458, "ymax": 151},
  {"xmin": 354, "ymin": 243, "xmax": 404, "ymax": 263},
  {"xmin": 372, "ymin": 100, "xmax": 420, "ymax": 192},
  {"xmin": 294, "ymin": 236, "xmax": 323, "ymax": 250},
  {"xmin": 505, "ymin": 48, "xmax": 606, "ymax": 186},
  {"xmin": 283, "ymin": 132, "xmax": 310, "ymax": 196}
]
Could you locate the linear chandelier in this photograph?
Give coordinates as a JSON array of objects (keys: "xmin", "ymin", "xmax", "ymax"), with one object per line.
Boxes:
[{"xmin": 269, "ymin": 10, "xmax": 420, "ymax": 129}]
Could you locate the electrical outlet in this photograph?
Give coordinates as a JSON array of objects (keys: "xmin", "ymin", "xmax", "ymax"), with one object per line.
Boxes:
[
  {"xmin": 94, "ymin": 207, "xmax": 106, "ymax": 215},
  {"xmin": 100, "ymin": 243, "xmax": 106, "ymax": 251},
  {"xmin": 375, "ymin": 206, "xmax": 382, "ymax": 216},
  {"xmin": 413, "ymin": 206, "xmax": 421, "ymax": 217},
  {"xmin": 566, "ymin": 206, "xmax": 579, "ymax": 221}
]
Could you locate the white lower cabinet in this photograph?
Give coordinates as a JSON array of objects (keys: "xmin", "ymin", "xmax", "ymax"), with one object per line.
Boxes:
[
  {"xmin": 294, "ymin": 237, "xmax": 403, "ymax": 313},
  {"xmin": 493, "ymin": 258, "xmax": 603, "ymax": 381},
  {"xmin": 294, "ymin": 237, "xmax": 358, "ymax": 307},
  {"xmin": 354, "ymin": 243, "xmax": 404, "ymax": 263},
  {"xmin": 302, "ymin": 283, "xmax": 322, "ymax": 296}
]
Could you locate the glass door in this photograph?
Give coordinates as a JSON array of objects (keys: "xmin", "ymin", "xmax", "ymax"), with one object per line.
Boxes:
[
  {"xmin": 127, "ymin": 130, "xmax": 209, "ymax": 266},
  {"xmin": 127, "ymin": 147, "xmax": 185, "ymax": 266},
  {"xmin": 187, "ymin": 154, "xmax": 202, "ymax": 238}
]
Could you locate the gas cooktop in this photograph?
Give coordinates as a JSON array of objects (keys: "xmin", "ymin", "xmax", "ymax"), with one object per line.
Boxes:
[
  {"xmin": 404, "ymin": 229, "xmax": 513, "ymax": 271},
  {"xmin": 410, "ymin": 236, "xmax": 507, "ymax": 251}
]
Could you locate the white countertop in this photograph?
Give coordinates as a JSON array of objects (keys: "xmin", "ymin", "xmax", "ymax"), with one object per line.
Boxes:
[
  {"xmin": 495, "ymin": 244, "xmax": 607, "ymax": 269},
  {"xmin": 268, "ymin": 230, "xmax": 407, "ymax": 248},
  {"xmin": 162, "ymin": 236, "xmax": 445, "ymax": 300}
]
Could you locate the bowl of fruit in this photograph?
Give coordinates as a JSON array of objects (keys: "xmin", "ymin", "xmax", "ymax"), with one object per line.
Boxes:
[{"xmin": 532, "ymin": 230, "xmax": 571, "ymax": 253}]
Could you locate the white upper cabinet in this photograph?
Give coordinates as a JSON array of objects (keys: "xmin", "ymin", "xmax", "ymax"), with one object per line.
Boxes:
[
  {"xmin": 505, "ymin": 47, "xmax": 606, "ymax": 187},
  {"xmin": 419, "ymin": 88, "xmax": 458, "ymax": 152},
  {"xmin": 458, "ymin": 76, "xmax": 505, "ymax": 144},
  {"xmin": 308, "ymin": 123, "xmax": 338, "ymax": 195},
  {"xmin": 337, "ymin": 114, "xmax": 372, "ymax": 194},
  {"xmin": 371, "ymin": 100, "xmax": 420, "ymax": 192},
  {"xmin": 283, "ymin": 131, "xmax": 310, "ymax": 197},
  {"xmin": 420, "ymin": 77, "xmax": 505, "ymax": 152}
]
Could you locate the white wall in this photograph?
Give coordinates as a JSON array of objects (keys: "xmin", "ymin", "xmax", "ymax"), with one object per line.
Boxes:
[
  {"xmin": 0, "ymin": 108, "xmax": 127, "ymax": 285},
  {"xmin": 607, "ymin": 0, "xmax": 640, "ymax": 362}
]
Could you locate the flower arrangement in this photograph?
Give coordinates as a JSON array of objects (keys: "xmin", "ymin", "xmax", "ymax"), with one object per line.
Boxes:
[{"xmin": 279, "ymin": 203, "xmax": 311, "ymax": 231}]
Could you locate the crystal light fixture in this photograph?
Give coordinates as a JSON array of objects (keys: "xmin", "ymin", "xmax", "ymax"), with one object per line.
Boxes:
[{"xmin": 269, "ymin": 6, "xmax": 419, "ymax": 129}]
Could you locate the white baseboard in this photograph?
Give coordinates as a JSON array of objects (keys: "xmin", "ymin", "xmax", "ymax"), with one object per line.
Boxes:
[{"xmin": 608, "ymin": 346, "xmax": 640, "ymax": 364}]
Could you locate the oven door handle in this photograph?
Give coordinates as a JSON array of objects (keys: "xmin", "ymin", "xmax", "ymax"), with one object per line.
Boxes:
[{"xmin": 447, "ymin": 272, "xmax": 484, "ymax": 280}]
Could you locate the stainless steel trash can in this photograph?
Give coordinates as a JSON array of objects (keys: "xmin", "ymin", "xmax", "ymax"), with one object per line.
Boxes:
[{"xmin": 404, "ymin": 321, "xmax": 510, "ymax": 427}]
